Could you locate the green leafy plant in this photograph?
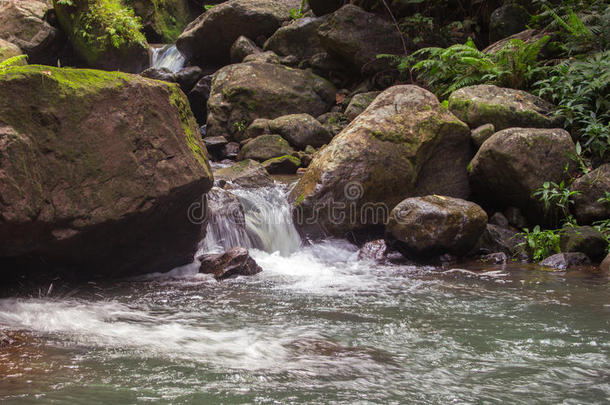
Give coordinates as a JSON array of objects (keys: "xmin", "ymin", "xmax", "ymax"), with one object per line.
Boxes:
[
  {"xmin": 289, "ymin": 0, "xmax": 306, "ymax": 20},
  {"xmin": 516, "ymin": 226, "xmax": 562, "ymax": 261},
  {"xmin": 533, "ymin": 180, "xmax": 581, "ymax": 226},
  {"xmin": 234, "ymin": 120, "xmax": 246, "ymax": 133}
]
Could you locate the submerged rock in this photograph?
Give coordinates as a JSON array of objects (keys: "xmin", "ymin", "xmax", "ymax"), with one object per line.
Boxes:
[
  {"xmin": 357, "ymin": 239, "xmax": 388, "ymax": 262},
  {"xmin": 214, "ymin": 159, "xmax": 274, "ymax": 188},
  {"xmin": 290, "ymin": 85, "xmax": 472, "ymax": 236},
  {"xmin": 198, "ymin": 247, "xmax": 263, "ymax": 280},
  {"xmin": 268, "ymin": 114, "xmax": 333, "ymax": 150},
  {"xmin": 481, "ymin": 252, "xmax": 508, "ymax": 264},
  {"xmin": 0, "ymin": 65, "xmax": 213, "ymax": 281},
  {"xmin": 206, "ymin": 62, "xmax": 335, "ymax": 140},
  {"xmin": 540, "ymin": 253, "xmax": 591, "ymax": 271},
  {"xmin": 386, "ymin": 196, "xmax": 488, "ymax": 259},
  {"xmin": 469, "ymin": 127, "xmax": 576, "ymax": 221},
  {"xmin": 176, "ymin": 0, "xmax": 298, "ymax": 66},
  {"xmin": 448, "ymin": 85, "xmax": 559, "ymax": 131},
  {"xmin": 571, "ymin": 164, "xmax": 610, "ymax": 225}
]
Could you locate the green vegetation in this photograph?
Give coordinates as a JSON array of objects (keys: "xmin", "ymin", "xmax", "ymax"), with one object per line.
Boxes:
[
  {"xmin": 0, "ymin": 55, "xmax": 28, "ymax": 70},
  {"xmin": 516, "ymin": 226, "xmax": 562, "ymax": 261},
  {"xmin": 532, "ymin": 181, "xmax": 580, "ymax": 226}
]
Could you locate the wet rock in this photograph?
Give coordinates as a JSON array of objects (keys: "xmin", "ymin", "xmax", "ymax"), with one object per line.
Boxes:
[
  {"xmin": 344, "ymin": 91, "xmax": 381, "ymax": 121},
  {"xmin": 206, "ymin": 62, "xmax": 335, "ymax": 140},
  {"xmin": 140, "ymin": 67, "xmax": 176, "ymax": 82},
  {"xmin": 264, "ymin": 16, "xmax": 326, "ymax": 61},
  {"xmin": 0, "ymin": 0, "xmax": 62, "ymax": 65},
  {"xmin": 175, "ymin": 66, "xmax": 204, "ymax": 93},
  {"xmin": 0, "ymin": 38, "xmax": 22, "ymax": 63},
  {"xmin": 469, "ymin": 128, "xmax": 576, "ymax": 222},
  {"xmin": 489, "ymin": 4, "xmax": 530, "ymax": 43},
  {"xmin": 481, "ymin": 252, "xmax": 508, "ymax": 264},
  {"xmin": 268, "ymin": 114, "xmax": 333, "ymax": 150},
  {"xmin": 358, "ymin": 239, "xmax": 388, "ymax": 262},
  {"xmin": 449, "ymin": 85, "xmax": 559, "ymax": 131},
  {"xmin": 243, "ymin": 50, "xmax": 280, "ymax": 64},
  {"xmin": 198, "ymin": 247, "xmax": 262, "ymax": 280},
  {"xmin": 309, "ymin": 0, "xmax": 343, "ymax": 16},
  {"xmin": 176, "ymin": 0, "xmax": 298, "ymax": 66},
  {"xmin": 222, "ymin": 142, "xmax": 240, "ymax": 160},
  {"xmin": 291, "ymin": 85, "xmax": 472, "ymax": 236},
  {"xmin": 571, "ymin": 164, "xmax": 610, "ymax": 225},
  {"xmin": 0, "ymin": 65, "xmax": 213, "ymax": 281},
  {"xmin": 262, "ymin": 155, "xmax": 301, "ymax": 174},
  {"xmin": 540, "ymin": 252, "xmax": 591, "ymax": 271},
  {"xmin": 203, "ymin": 136, "xmax": 229, "ymax": 153},
  {"xmin": 237, "ymin": 135, "xmax": 295, "ymax": 161},
  {"xmin": 472, "ymin": 224, "xmax": 524, "ymax": 257},
  {"xmin": 214, "ymin": 159, "xmax": 274, "ymax": 188},
  {"xmin": 187, "ymin": 74, "xmax": 213, "ymax": 125},
  {"xmin": 560, "ymin": 226, "xmax": 607, "ymax": 262},
  {"xmin": 241, "ymin": 119, "xmax": 271, "ymax": 142},
  {"xmin": 317, "ymin": 5, "xmax": 403, "ymax": 73},
  {"xmin": 230, "ymin": 35, "xmax": 261, "ymax": 63},
  {"xmin": 600, "ymin": 254, "xmax": 610, "ymax": 273},
  {"xmin": 317, "ymin": 112, "xmax": 349, "ymax": 136},
  {"xmin": 386, "ymin": 196, "xmax": 488, "ymax": 259},
  {"xmin": 471, "ymin": 124, "xmax": 495, "ymax": 148}
]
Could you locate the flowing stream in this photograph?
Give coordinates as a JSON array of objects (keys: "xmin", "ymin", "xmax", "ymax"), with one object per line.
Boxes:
[
  {"xmin": 1, "ymin": 183, "xmax": 609, "ymax": 404},
  {"xmin": 150, "ymin": 45, "xmax": 186, "ymax": 73}
]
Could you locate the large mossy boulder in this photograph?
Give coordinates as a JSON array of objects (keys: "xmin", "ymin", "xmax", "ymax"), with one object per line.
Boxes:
[
  {"xmin": 448, "ymin": 85, "xmax": 559, "ymax": 131},
  {"xmin": 206, "ymin": 62, "xmax": 336, "ymax": 140},
  {"xmin": 316, "ymin": 5, "xmax": 403, "ymax": 73},
  {"xmin": 237, "ymin": 135, "xmax": 294, "ymax": 161},
  {"xmin": 571, "ymin": 164, "xmax": 610, "ymax": 225},
  {"xmin": 0, "ymin": 65, "xmax": 213, "ymax": 282},
  {"xmin": 176, "ymin": 0, "xmax": 299, "ymax": 67},
  {"xmin": 53, "ymin": 0, "xmax": 149, "ymax": 73},
  {"xmin": 0, "ymin": 39, "xmax": 22, "ymax": 63},
  {"xmin": 0, "ymin": 0, "xmax": 62, "ymax": 64},
  {"xmin": 469, "ymin": 127, "xmax": 576, "ymax": 221},
  {"xmin": 268, "ymin": 114, "xmax": 333, "ymax": 149},
  {"xmin": 386, "ymin": 196, "xmax": 488, "ymax": 258},
  {"xmin": 290, "ymin": 85, "xmax": 472, "ymax": 237},
  {"xmin": 125, "ymin": 0, "xmax": 194, "ymax": 43},
  {"xmin": 264, "ymin": 16, "xmax": 326, "ymax": 61}
]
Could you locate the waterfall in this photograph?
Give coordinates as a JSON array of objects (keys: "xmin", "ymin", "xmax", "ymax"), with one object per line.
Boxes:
[
  {"xmin": 198, "ymin": 185, "xmax": 301, "ymax": 257},
  {"xmin": 150, "ymin": 44, "xmax": 186, "ymax": 73}
]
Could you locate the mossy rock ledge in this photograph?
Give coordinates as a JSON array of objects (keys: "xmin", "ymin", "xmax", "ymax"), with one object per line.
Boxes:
[
  {"xmin": 290, "ymin": 85, "xmax": 472, "ymax": 238},
  {"xmin": 0, "ymin": 65, "xmax": 213, "ymax": 282}
]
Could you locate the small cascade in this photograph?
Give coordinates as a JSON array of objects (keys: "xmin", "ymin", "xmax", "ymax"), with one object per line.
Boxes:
[
  {"xmin": 198, "ymin": 185, "xmax": 301, "ymax": 257},
  {"xmin": 150, "ymin": 44, "xmax": 186, "ymax": 73}
]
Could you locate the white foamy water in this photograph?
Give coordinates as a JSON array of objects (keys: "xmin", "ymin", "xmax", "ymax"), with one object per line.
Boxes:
[{"xmin": 150, "ymin": 44, "xmax": 186, "ymax": 73}]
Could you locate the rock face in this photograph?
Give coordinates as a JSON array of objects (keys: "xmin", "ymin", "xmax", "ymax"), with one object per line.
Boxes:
[
  {"xmin": 290, "ymin": 85, "xmax": 472, "ymax": 236},
  {"xmin": 0, "ymin": 39, "xmax": 22, "ymax": 63},
  {"xmin": 448, "ymin": 85, "xmax": 559, "ymax": 131},
  {"xmin": 0, "ymin": 0, "xmax": 62, "ymax": 64},
  {"xmin": 237, "ymin": 135, "xmax": 294, "ymax": 161},
  {"xmin": 126, "ymin": 0, "xmax": 194, "ymax": 43},
  {"xmin": 540, "ymin": 253, "xmax": 591, "ymax": 271},
  {"xmin": 345, "ymin": 91, "xmax": 381, "ymax": 121},
  {"xmin": 230, "ymin": 35, "xmax": 260, "ymax": 63},
  {"xmin": 264, "ymin": 16, "xmax": 326, "ymax": 61},
  {"xmin": 571, "ymin": 164, "xmax": 610, "ymax": 224},
  {"xmin": 0, "ymin": 65, "xmax": 213, "ymax": 281},
  {"xmin": 473, "ymin": 224, "xmax": 524, "ymax": 257},
  {"xmin": 471, "ymin": 124, "xmax": 495, "ymax": 148},
  {"xmin": 469, "ymin": 127, "xmax": 576, "ymax": 220},
  {"xmin": 176, "ymin": 0, "xmax": 299, "ymax": 66},
  {"xmin": 54, "ymin": 0, "xmax": 149, "ymax": 73},
  {"xmin": 214, "ymin": 159, "xmax": 273, "ymax": 188},
  {"xmin": 309, "ymin": 0, "xmax": 343, "ymax": 16},
  {"xmin": 268, "ymin": 114, "xmax": 333, "ymax": 149},
  {"xmin": 560, "ymin": 226, "xmax": 607, "ymax": 262},
  {"xmin": 198, "ymin": 247, "xmax": 262, "ymax": 280},
  {"xmin": 386, "ymin": 196, "xmax": 488, "ymax": 258},
  {"xmin": 262, "ymin": 155, "xmax": 301, "ymax": 174},
  {"xmin": 489, "ymin": 4, "xmax": 530, "ymax": 43},
  {"xmin": 206, "ymin": 62, "xmax": 335, "ymax": 140},
  {"xmin": 316, "ymin": 5, "xmax": 403, "ymax": 73}
]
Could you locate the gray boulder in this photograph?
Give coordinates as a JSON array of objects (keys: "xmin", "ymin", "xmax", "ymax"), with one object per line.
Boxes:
[
  {"xmin": 540, "ymin": 252, "xmax": 591, "ymax": 271},
  {"xmin": 268, "ymin": 114, "xmax": 333, "ymax": 149}
]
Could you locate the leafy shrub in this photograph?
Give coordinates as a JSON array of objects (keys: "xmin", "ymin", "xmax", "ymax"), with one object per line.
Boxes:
[
  {"xmin": 516, "ymin": 226, "xmax": 562, "ymax": 261},
  {"xmin": 533, "ymin": 180, "xmax": 580, "ymax": 226},
  {"xmin": 81, "ymin": 0, "xmax": 146, "ymax": 50},
  {"xmin": 535, "ymin": 51, "xmax": 610, "ymax": 162}
]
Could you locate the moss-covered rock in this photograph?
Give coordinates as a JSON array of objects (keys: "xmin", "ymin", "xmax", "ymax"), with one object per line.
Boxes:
[
  {"xmin": 344, "ymin": 91, "xmax": 380, "ymax": 121},
  {"xmin": 176, "ymin": 0, "xmax": 299, "ymax": 67},
  {"xmin": 386, "ymin": 195, "xmax": 488, "ymax": 258},
  {"xmin": 560, "ymin": 226, "xmax": 607, "ymax": 262},
  {"xmin": 570, "ymin": 164, "xmax": 610, "ymax": 225},
  {"xmin": 0, "ymin": 39, "xmax": 22, "ymax": 63},
  {"xmin": 206, "ymin": 62, "xmax": 336, "ymax": 140},
  {"xmin": 53, "ymin": 0, "xmax": 149, "ymax": 73},
  {"xmin": 214, "ymin": 159, "xmax": 273, "ymax": 188},
  {"xmin": 262, "ymin": 155, "xmax": 301, "ymax": 174},
  {"xmin": 0, "ymin": 65, "xmax": 212, "ymax": 281},
  {"xmin": 469, "ymin": 127, "xmax": 576, "ymax": 222},
  {"xmin": 0, "ymin": 0, "xmax": 62, "ymax": 64},
  {"xmin": 237, "ymin": 134, "xmax": 295, "ymax": 161},
  {"xmin": 125, "ymin": 0, "xmax": 194, "ymax": 43},
  {"xmin": 264, "ymin": 16, "xmax": 326, "ymax": 61},
  {"xmin": 268, "ymin": 113, "xmax": 333, "ymax": 150},
  {"xmin": 290, "ymin": 85, "xmax": 472, "ymax": 237},
  {"xmin": 448, "ymin": 85, "xmax": 560, "ymax": 131},
  {"xmin": 230, "ymin": 35, "xmax": 260, "ymax": 63}
]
